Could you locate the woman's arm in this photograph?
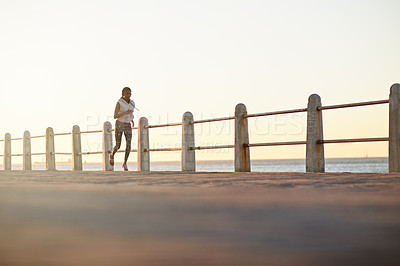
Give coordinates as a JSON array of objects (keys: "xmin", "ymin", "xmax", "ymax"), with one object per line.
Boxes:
[{"xmin": 114, "ymin": 102, "xmax": 121, "ymax": 119}]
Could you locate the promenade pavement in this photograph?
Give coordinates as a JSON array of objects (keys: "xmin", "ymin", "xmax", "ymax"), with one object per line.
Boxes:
[{"xmin": 1, "ymin": 171, "xmax": 399, "ymax": 265}]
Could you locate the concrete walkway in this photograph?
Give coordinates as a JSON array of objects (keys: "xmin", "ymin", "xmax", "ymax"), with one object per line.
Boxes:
[{"xmin": 1, "ymin": 171, "xmax": 400, "ymax": 265}]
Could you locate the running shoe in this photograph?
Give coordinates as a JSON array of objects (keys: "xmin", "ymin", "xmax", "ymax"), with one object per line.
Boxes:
[
  {"xmin": 109, "ymin": 156, "xmax": 114, "ymax": 167},
  {"xmin": 122, "ymin": 164, "xmax": 128, "ymax": 171}
]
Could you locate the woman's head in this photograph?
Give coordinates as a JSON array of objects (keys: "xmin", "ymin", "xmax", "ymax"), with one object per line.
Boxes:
[{"xmin": 122, "ymin": 87, "xmax": 132, "ymax": 98}]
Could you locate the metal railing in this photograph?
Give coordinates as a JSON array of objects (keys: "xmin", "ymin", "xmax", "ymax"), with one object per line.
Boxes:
[{"xmin": 1, "ymin": 83, "xmax": 399, "ymax": 172}]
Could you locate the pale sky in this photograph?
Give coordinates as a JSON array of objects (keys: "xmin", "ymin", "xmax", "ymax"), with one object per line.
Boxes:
[{"xmin": 0, "ymin": 0, "xmax": 399, "ymax": 163}]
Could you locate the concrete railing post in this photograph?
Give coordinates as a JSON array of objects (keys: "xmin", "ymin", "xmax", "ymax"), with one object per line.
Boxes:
[
  {"xmin": 138, "ymin": 117, "xmax": 150, "ymax": 171},
  {"xmin": 235, "ymin": 103, "xmax": 250, "ymax": 172},
  {"xmin": 23, "ymin": 131, "xmax": 32, "ymax": 170},
  {"xmin": 389, "ymin": 83, "xmax": 400, "ymax": 172},
  {"xmin": 306, "ymin": 94, "xmax": 325, "ymax": 172},
  {"xmin": 102, "ymin": 121, "xmax": 114, "ymax": 171},
  {"xmin": 4, "ymin": 133, "xmax": 11, "ymax": 170},
  {"xmin": 72, "ymin": 125, "xmax": 83, "ymax": 171},
  {"xmin": 46, "ymin": 127, "xmax": 56, "ymax": 170},
  {"xmin": 182, "ymin": 111, "xmax": 195, "ymax": 171}
]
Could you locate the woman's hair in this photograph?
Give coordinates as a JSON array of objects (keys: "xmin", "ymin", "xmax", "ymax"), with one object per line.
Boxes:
[{"xmin": 122, "ymin": 87, "xmax": 131, "ymax": 95}]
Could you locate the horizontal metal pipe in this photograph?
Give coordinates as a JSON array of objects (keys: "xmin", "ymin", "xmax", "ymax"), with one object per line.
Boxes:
[
  {"xmin": 245, "ymin": 141, "xmax": 307, "ymax": 147},
  {"xmin": 244, "ymin": 108, "xmax": 308, "ymax": 118},
  {"xmin": 145, "ymin": 148, "xmax": 182, "ymax": 152},
  {"xmin": 191, "ymin": 145, "xmax": 235, "ymax": 150},
  {"xmin": 30, "ymin": 153, "xmax": 46, "ymax": 156},
  {"xmin": 190, "ymin": 116, "xmax": 235, "ymax": 124},
  {"xmin": 318, "ymin": 137, "xmax": 388, "ymax": 144},
  {"xmin": 0, "ymin": 155, "xmax": 3, "ymax": 157},
  {"xmin": 145, "ymin": 123, "xmax": 182, "ymax": 129},
  {"xmin": 0, "ymin": 139, "xmax": 4, "ymax": 142},
  {"xmin": 79, "ymin": 151, "xmax": 103, "ymax": 155},
  {"xmin": 115, "ymin": 149, "xmax": 138, "ymax": 153},
  {"xmin": 78, "ymin": 130, "xmax": 102, "ymax": 134},
  {"xmin": 79, "ymin": 150, "xmax": 138, "ymax": 155},
  {"xmin": 318, "ymin": 99, "xmax": 389, "ymax": 111},
  {"xmin": 9, "ymin": 138, "xmax": 23, "ymax": 141},
  {"xmin": 52, "ymin": 132, "xmax": 72, "ymax": 136},
  {"xmin": 30, "ymin": 135, "xmax": 46, "ymax": 139},
  {"xmin": 11, "ymin": 154, "xmax": 23, "ymax": 157},
  {"xmin": 54, "ymin": 152, "xmax": 72, "ymax": 155}
]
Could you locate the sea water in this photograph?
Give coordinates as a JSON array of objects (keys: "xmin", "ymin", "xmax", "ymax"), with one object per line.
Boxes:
[{"xmin": 8, "ymin": 157, "xmax": 388, "ymax": 173}]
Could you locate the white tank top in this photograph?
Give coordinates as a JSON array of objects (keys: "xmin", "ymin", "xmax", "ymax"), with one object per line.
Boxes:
[{"xmin": 117, "ymin": 98, "xmax": 135, "ymax": 123}]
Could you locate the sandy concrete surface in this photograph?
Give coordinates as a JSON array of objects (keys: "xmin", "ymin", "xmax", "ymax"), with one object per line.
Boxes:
[{"xmin": 0, "ymin": 171, "xmax": 400, "ymax": 265}]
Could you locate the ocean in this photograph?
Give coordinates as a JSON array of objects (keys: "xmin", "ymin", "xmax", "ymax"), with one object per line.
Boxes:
[{"xmin": 6, "ymin": 157, "xmax": 388, "ymax": 173}]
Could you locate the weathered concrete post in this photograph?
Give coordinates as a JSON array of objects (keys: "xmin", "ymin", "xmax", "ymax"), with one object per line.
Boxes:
[
  {"xmin": 4, "ymin": 133, "xmax": 11, "ymax": 170},
  {"xmin": 235, "ymin": 103, "xmax": 250, "ymax": 172},
  {"xmin": 102, "ymin": 121, "xmax": 114, "ymax": 171},
  {"xmin": 72, "ymin": 125, "xmax": 83, "ymax": 171},
  {"xmin": 138, "ymin": 117, "xmax": 150, "ymax": 171},
  {"xmin": 306, "ymin": 94, "xmax": 325, "ymax": 172},
  {"xmin": 182, "ymin": 111, "xmax": 195, "ymax": 171},
  {"xmin": 23, "ymin": 131, "xmax": 32, "ymax": 170},
  {"xmin": 389, "ymin": 83, "xmax": 400, "ymax": 172},
  {"xmin": 46, "ymin": 127, "xmax": 56, "ymax": 170}
]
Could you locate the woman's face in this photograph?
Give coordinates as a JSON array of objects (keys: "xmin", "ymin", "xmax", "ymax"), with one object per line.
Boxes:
[{"xmin": 123, "ymin": 90, "xmax": 131, "ymax": 99}]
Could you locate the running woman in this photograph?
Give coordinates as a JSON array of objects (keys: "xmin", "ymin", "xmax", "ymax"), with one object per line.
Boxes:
[{"xmin": 109, "ymin": 87, "xmax": 135, "ymax": 171}]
